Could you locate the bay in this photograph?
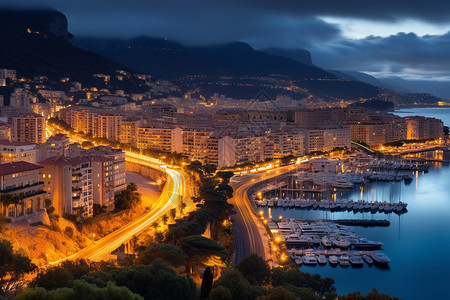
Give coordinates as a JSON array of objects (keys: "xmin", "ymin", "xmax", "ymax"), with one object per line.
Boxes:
[{"xmin": 261, "ymin": 108, "xmax": 450, "ymax": 299}]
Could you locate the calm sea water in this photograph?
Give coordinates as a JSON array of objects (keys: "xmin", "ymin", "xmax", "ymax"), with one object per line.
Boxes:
[{"xmin": 262, "ymin": 108, "xmax": 450, "ymax": 299}]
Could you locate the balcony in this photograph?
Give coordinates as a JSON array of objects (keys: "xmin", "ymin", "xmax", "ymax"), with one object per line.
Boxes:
[{"xmin": 0, "ymin": 182, "xmax": 44, "ymax": 193}]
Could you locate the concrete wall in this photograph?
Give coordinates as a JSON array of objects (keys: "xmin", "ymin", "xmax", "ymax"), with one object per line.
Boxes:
[{"xmin": 125, "ymin": 161, "xmax": 167, "ymax": 187}]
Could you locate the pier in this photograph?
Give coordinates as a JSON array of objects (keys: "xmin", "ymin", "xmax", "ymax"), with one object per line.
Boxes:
[{"xmin": 256, "ymin": 198, "xmax": 408, "ymax": 214}]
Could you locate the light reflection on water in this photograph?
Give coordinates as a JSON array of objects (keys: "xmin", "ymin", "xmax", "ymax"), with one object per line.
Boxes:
[
  {"xmin": 262, "ymin": 162, "xmax": 450, "ymax": 299},
  {"xmin": 259, "ymin": 108, "xmax": 450, "ymax": 298}
]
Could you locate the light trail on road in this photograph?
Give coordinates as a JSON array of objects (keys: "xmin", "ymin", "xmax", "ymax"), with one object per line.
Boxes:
[
  {"xmin": 49, "ymin": 153, "xmax": 185, "ymax": 263},
  {"xmin": 230, "ymin": 163, "xmax": 306, "ymax": 264}
]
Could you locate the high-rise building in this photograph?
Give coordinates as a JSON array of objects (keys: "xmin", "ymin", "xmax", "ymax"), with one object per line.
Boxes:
[
  {"xmin": 406, "ymin": 116, "xmax": 443, "ymax": 140},
  {"xmin": 182, "ymin": 128, "xmax": 212, "ymax": 163},
  {"xmin": 82, "ymin": 146, "xmax": 126, "ymax": 193},
  {"xmin": 39, "ymin": 157, "xmax": 93, "ymax": 219},
  {"xmin": 120, "ymin": 118, "xmax": 143, "ymax": 147},
  {"xmin": 9, "ymin": 114, "xmax": 45, "ymax": 144},
  {"xmin": 137, "ymin": 126, "xmax": 182, "ymax": 153},
  {"xmin": 85, "ymin": 155, "xmax": 115, "ymax": 212}
]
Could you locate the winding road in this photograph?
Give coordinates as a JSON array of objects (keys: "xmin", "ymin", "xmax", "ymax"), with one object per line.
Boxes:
[
  {"xmin": 230, "ymin": 164, "xmax": 305, "ymax": 264},
  {"xmin": 53, "ymin": 153, "xmax": 186, "ymax": 263}
]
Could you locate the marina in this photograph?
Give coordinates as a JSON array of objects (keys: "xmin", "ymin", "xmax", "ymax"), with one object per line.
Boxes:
[
  {"xmin": 270, "ymin": 219, "xmax": 390, "ymax": 268},
  {"xmin": 259, "ymin": 152, "xmax": 450, "ymax": 299},
  {"xmin": 256, "ymin": 198, "xmax": 408, "ymax": 214}
]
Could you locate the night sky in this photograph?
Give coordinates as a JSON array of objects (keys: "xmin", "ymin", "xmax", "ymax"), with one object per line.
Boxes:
[{"xmin": 3, "ymin": 0, "xmax": 450, "ymax": 83}]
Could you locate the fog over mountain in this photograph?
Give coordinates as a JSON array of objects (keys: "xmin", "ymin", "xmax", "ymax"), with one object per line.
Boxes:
[{"xmin": 2, "ymin": 0, "xmax": 450, "ymax": 97}]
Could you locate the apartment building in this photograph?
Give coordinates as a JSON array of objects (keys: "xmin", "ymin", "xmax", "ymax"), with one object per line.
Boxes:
[
  {"xmin": 350, "ymin": 119, "xmax": 407, "ymax": 146},
  {"xmin": 86, "ymin": 155, "xmax": 115, "ymax": 211},
  {"xmin": 82, "ymin": 146, "xmax": 126, "ymax": 193},
  {"xmin": 57, "ymin": 107, "xmax": 124, "ymax": 141},
  {"xmin": 120, "ymin": 118, "xmax": 143, "ymax": 147},
  {"xmin": 8, "ymin": 114, "xmax": 45, "ymax": 144},
  {"xmin": 217, "ymin": 133, "xmax": 272, "ymax": 168},
  {"xmin": 182, "ymin": 128, "xmax": 212, "ymax": 163},
  {"xmin": 0, "ymin": 140, "xmax": 38, "ymax": 164},
  {"xmin": 0, "ymin": 161, "xmax": 45, "ymax": 222},
  {"xmin": 46, "ymin": 134, "xmax": 70, "ymax": 157},
  {"xmin": 39, "ymin": 157, "xmax": 94, "ymax": 219},
  {"xmin": 306, "ymin": 127, "xmax": 351, "ymax": 152},
  {"xmin": 406, "ymin": 116, "xmax": 443, "ymax": 140},
  {"xmin": 268, "ymin": 130, "xmax": 306, "ymax": 158},
  {"xmin": 93, "ymin": 112, "xmax": 123, "ymax": 141},
  {"xmin": 137, "ymin": 126, "xmax": 182, "ymax": 153}
]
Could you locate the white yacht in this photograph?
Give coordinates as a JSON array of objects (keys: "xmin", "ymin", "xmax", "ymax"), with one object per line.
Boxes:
[
  {"xmin": 317, "ymin": 255, "xmax": 327, "ymax": 265},
  {"xmin": 302, "ymin": 255, "xmax": 318, "ymax": 265},
  {"xmin": 339, "ymin": 255, "xmax": 350, "ymax": 267}
]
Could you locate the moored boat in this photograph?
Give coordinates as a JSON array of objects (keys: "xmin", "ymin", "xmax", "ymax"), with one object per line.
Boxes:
[
  {"xmin": 362, "ymin": 254, "xmax": 373, "ymax": 265},
  {"xmin": 354, "ymin": 238, "xmax": 384, "ymax": 250},
  {"xmin": 302, "ymin": 255, "xmax": 317, "ymax": 265},
  {"xmin": 317, "ymin": 255, "xmax": 327, "ymax": 265},
  {"xmin": 349, "ymin": 255, "xmax": 364, "ymax": 267},
  {"xmin": 369, "ymin": 252, "xmax": 391, "ymax": 265},
  {"xmin": 329, "ymin": 255, "xmax": 338, "ymax": 265},
  {"xmin": 339, "ymin": 255, "xmax": 350, "ymax": 267}
]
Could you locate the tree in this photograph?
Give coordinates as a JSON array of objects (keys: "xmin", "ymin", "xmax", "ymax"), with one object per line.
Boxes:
[
  {"xmin": 200, "ymin": 267, "xmax": 213, "ymax": 300},
  {"xmin": 114, "ymin": 183, "xmax": 141, "ymax": 211},
  {"xmin": 178, "ymin": 202, "xmax": 187, "ymax": 214},
  {"xmin": 209, "ymin": 286, "xmax": 233, "ymax": 300},
  {"xmin": 179, "ymin": 235, "xmax": 228, "ymax": 272},
  {"xmin": 34, "ymin": 259, "xmax": 105, "ymax": 291},
  {"xmin": 212, "ymin": 270, "xmax": 264, "ymax": 300},
  {"xmin": 271, "ymin": 267, "xmax": 335, "ymax": 295},
  {"xmin": 169, "ymin": 208, "xmax": 177, "ymax": 220},
  {"xmin": 256, "ymin": 287, "xmax": 300, "ymax": 300},
  {"xmin": 162, "ymin": 214, "xmax": 169, "ymax": 225},
  {"xmin": 81, "ymin": 141, "xmax": 94, "ymax": 149},
  {"xmin": 236, "ymin": 254, "xmax": 270, "ymax": 286},
  {"xmin": 136, "ymin": 243, "xmax": 187, "ymax": 268},
  {"xmin": 339, "ymin": 288, "xmax": 401, "ymax": 300},
  {"xmin": 84, "ymin": 259, "xmax": 198, "ymax": 300},
  {"xmin": 0, "ymin": 240, "xmax": 36, "ymax": 296},
  {"xmin": 0, "ymin": 217, "xmax": 10, "ymax": 233},
  {"xmin": 14, "ymin": 280, "xmax": 143, "ymax": 300}
]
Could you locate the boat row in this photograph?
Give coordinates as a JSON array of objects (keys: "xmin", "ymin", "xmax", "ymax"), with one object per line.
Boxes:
[
  {"xmin": 364, "ymin": 171, "xmax": 413, "ymax": 183},
  {"xmin": 288, "ymin": 249, "xmax": 390, "ymax": 267},
  {"xmin": 257, "ymin": 198, "xmax": 408, "ymax": 214}
]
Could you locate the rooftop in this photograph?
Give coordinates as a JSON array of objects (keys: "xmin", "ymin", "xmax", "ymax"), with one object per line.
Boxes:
[
  {"xmin": 39, "ymin": 156, "xmax": 90, "ymax": 166},
  {"xmin": 0, "ymin": 139, "xmax": 35, "ymax": 147},
  {"xmin": 0, "ymin": 161, "xmax": 42, "ymax": 176}
]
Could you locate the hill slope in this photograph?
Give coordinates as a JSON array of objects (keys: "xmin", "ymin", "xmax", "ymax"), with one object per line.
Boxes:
[
  {"xmin": 77, "ymin": 37, "xmax": 382, "ymax": 101},
  {"xmin": 0, "ymin": 9, "xmax": 127, "ymax": 84}
]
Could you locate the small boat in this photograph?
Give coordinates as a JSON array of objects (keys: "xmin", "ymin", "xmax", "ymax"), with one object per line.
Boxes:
[
  {"xmin": 295, "ymin": 258, "xmax": 302, "ymax": 265},
  {"xmin": 349, "ymin": 255, "xmax": 364, "ymax": 267},
  {"xmin": 339, "ymin": 255, "xmax": 350, "ymax": 267},
  {"xmin": 329, "ymin": 255, "xmax": 338, "ymax": 266},
  {"xmin": 362, "ymin": 254, "xmax": 373, "ymax": 265},
  {"xmin": 330, "ymin": 237, "xmax": 351, "ymax": 248},
  {"xmin": 302, "ymin": 255, "xmax": 317, "ymax": 265},
  {"xmin": 321, "ymin": 237, "xmax": 333, "ymax": 247},
  {"xmin": 317, "ymin": 255, "xmax": 327, "ymax": 265},
  {"xmin": 354, "ymin": 238, "xmax": 384, "ymax": 250},
  {"xmin": 370, "ymin": 252, "xmax": 391, "ymax": 265}
]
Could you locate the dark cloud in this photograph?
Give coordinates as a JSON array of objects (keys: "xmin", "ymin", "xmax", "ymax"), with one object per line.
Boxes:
[
  {"xmin": 6, "ymin": 0, "xmax": 450, "ymax": 23},
  {"xmin": 310, "ymin": 31, "xmax": 450, "ymax": 78},
  {"xmin": 2, "ymin": 0, "xmax": 450, "ymax": 82}
]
